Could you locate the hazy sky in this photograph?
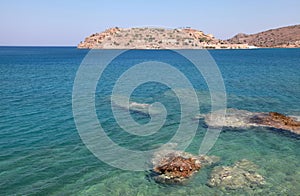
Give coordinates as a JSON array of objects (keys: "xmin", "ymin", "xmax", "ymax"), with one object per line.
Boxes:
[{"xmin": 1, "ymin": 0, "xmax": 299, "ymax": 46}]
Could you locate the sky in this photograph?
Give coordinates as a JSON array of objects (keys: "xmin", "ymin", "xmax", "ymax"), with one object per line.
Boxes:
[{"xmin": 0, "ymin": 0, "xmax": 299, "ymax": 46}]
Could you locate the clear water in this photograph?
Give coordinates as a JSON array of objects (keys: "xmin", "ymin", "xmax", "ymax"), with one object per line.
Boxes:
[{"xmin": 0, "ymin": 47, "xmax": 299, "ymax": 195}]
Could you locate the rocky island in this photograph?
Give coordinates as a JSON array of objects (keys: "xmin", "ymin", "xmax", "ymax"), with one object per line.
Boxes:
[
  {"xmin": 78, "ymin": 25, "xmax": 300, "ymax": 49},
  {"xmin": 78, "ymin": 27, "xmax": 249, "ymax": 49}
]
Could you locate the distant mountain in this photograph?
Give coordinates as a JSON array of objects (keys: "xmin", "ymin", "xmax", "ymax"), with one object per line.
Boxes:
[
  {"xmin": 227, "ymin": 25, "xmax": 300, "ymax": 48},
  {"xmin": 78, "ymin": 27, "xmax": 248, "ymax": 49}
]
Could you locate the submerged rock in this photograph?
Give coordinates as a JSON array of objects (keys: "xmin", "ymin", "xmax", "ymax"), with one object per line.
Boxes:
[
  {"xmin": 111, "ymin": 95, "xmax": 162, "ymax": 115},
  {"xmin": 197, "ymin": 108, "xmax": 300, "ymax": 135},
  {"xmin": 197, "ymin": 154, "xmax": 221, "ymax": 167},
  {"xmin": 151, "ymin": 149, "xmax": 220, "ymax": 184},
  {"xmin": 208, "ymin": 159, "xmax": 265, "ymax": 190},
  {"xmin": 199, "ymin": 108, "xmax": 258, "ymax": 128}
]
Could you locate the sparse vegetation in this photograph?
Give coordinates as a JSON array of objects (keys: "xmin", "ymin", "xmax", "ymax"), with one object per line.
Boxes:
[
  {"xmin": 228, "ymin": 24, "xmax": 300, "ymax": 47},
  {"xmin": 78, "ymin": 27, "xmax": 255, "ymax": 49},
  {"xmin": 199, "ymin": 37, "xmax": 207, "ymax": 42},
  {"xmin": 113, "ymin": 41, "xmax": 120, "ymax": 46}
]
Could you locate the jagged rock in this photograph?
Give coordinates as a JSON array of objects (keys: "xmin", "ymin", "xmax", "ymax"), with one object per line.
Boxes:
[
  {"xmin": 153, "ymin": 156, "xmax": 201, "ymax": 184},
  {"xmin": 208, "ymin": 159, "xmax": 265, "ymax": 190},
  {"xmin": 151, "ymin": 149, "xmax": 220, "ymax": 184}
]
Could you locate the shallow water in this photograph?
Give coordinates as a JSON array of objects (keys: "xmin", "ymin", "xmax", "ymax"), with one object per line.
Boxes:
[{"xmin": 0, "ymin": 47, "xmax": 299, "ymax": 195}]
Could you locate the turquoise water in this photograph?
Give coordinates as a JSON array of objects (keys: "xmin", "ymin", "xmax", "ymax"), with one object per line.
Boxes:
[{"xmin": 0, "ymin": 47, "xmax": 299, "ymax": 195}]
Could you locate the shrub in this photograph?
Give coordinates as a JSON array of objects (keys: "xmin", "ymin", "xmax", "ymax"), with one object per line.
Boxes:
[{"xmin": 199, "ymin": 37, "xmax": 207, "ymax": 42}]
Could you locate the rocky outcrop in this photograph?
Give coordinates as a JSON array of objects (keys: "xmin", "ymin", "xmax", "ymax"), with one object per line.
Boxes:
[
  {"xmin": 78, "ymin": 27, "xmax": 249, "ymax": 49},
  {"xmin": 250, "ymin": 112, "xmax": 300, "ymax": 134},
  {"xmin": 153, "ymin": 156, "xmax": 201, "ymax": 183},
  {"xmin": 78, "ymin": 27, "xmax": 121, "ymax": 49},
  {"xmin": 151, "ymin": 149, "xmax": 220, "ymax": 184},
  {"xmin": 196, "ymin": 108, "xmax": 300, "ymax": 135},
  {"xmin": 208, "ymin": 159, "xmax": 266, "ymax": 190},
  {"xmin": 227, "ymin": 24, "xmax": 300, "ymax": 48}
]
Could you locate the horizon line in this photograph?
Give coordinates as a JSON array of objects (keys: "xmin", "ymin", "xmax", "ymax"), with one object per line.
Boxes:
[{"xmin": 0, "ymin": 45, "xmax": 77, "ymax": 47}]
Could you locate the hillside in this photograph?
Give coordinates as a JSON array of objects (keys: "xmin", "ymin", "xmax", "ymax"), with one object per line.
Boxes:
[
  {"xmin": 227, "ymin": 25, "xmax": 300, "ymax": 48},
  {"xmin": 78, "ymin": 27, "xmax": 248, "ymax": 49}
]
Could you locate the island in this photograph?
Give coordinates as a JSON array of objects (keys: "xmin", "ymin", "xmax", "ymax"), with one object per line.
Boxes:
[
  {"xmin": 78, "ymin": 25, "xmax": 300, "ymax": 49},
  {"xmin": 78, "ymin": 27, "xmax": 249, "ymax": 49}
]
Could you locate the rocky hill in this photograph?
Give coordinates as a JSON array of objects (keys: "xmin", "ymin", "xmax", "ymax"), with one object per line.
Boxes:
[
  {"xmin": 227, "ymin": 25, "xmax": 300, "ymax": 48},
  {"xmin": 78, "ymin": 27, "xmax": 248, "ymax": 49}
]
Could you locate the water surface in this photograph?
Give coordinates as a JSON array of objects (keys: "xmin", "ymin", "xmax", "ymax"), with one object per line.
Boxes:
[{"xmin": 0, "ymin": 47, "xmax": 299, "ymax": 195}]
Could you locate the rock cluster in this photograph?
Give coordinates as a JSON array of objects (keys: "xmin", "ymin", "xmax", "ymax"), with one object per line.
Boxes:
[
  {"xmin": 208, "ymin": 159, "xmax": 265, "ymax": 190},
  {"xmin": 198, "ymin": 108, "xmax": 300, "ymax": 135},
  {"xmin": 250, "ymin": 112, "xmax": 300, "ymax": 134},
  {"xmin": 150, "ymin": 149, "xmax": 266, "ymax": 189},
  {"xmin": 151, "ymin": 150, "xmax": 219, "ymax": 184}
]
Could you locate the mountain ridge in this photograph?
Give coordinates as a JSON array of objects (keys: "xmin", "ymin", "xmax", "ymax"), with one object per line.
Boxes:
[{"xmin": 227, "ymin": 24, "xmax": 300, "ymax": 48}]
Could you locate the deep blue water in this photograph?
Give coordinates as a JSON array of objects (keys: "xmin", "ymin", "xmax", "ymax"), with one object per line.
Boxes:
[{"xmin": 0, "ymin": 47, "xmax": 299, "ymax": 195}]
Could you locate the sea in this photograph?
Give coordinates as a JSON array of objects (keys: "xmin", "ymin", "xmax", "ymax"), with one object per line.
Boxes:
[{"xmin": 0, "ymin": 47, "xmax": 299, "ymax": 195}]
